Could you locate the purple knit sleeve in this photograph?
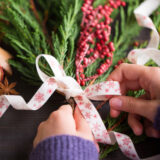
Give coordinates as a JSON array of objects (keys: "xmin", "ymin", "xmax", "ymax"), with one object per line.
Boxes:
[
  {"xmin": 29, "ymin": 135, "xmax": 98, "ymax": 160},
  {"xmin": 154, "ymin": 106, "xmax": 160, "ymax": 131}
]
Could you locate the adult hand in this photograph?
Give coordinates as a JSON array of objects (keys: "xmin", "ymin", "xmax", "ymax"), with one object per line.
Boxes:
[
  {"xmin": 33, "ymin": 105, "xmax": 96, "ymax": 148},
  {"xmin": 108, "ymin": 63, "xmax": 160, "ymax": 138}
]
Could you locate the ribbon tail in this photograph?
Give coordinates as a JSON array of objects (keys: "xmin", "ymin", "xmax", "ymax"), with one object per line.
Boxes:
[
  {"xmin": 74, "ymin": 95, "xmax": 112, "ymax": 144},
  {"xmin": 0, "ymin": 78, "xmax": 58, "ymax": 117},
  {"xmin": 128, "ymin": 0, "xmax": 160, "ymax": 65},
  {"xmin": 74, "ymin": 95, "xmax": 141, "ymax": 160}
]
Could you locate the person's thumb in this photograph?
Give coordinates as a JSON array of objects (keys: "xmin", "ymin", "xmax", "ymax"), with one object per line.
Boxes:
[
  {"xmin": 74, "ymin": 106, "xmax": 91, "ymax": 132},
  {"xmin": 109, "ymin": 96, "xmax": 159, "ymax": 122},
  {"xmin": 74, "ymin": 107, "xmax": 100, "ymax": 151}
]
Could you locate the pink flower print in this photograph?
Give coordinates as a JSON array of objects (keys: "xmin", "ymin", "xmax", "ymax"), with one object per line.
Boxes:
[
  {"xmin": 93, "ymin": 114, "xmax": 97, "ymax": 118},
  {"xmin": 102, "ymin": 130, "xmax": 109, "ymax": 138},
  {"xmin": 130, "ymin": 51, "xmax": 135, "ymax": 55},
  {"xmin": 96, "ymin": 134, "xmax": 100, "ymax": 137},
  {"xmin": 114, "ymin": 88, "xmax": 120, "ymax": 93},
  {"xmin": 85, "ymin": 88, "xmax": 90, "ymax": 93},
  {"xmin": 47, "ymin": 89, "xmax": 53, "ymax": 94},
  {"xmin": 0, "ymin": 100, "xmax": 4, "ymax": 108},
  {"xmin": 85, "ymin": 103, "xmax": 92, "ymax": 110},
  {"xmin": 93, "ymin": 123, "xmax": 101, "ymax": 131},
  {"xmin": 124, "ymin": 150, "xmax": 130, "ymax": 157},
  {"xmin": 108, "ymin": 81, "xmax": 115, "ymax": 88},
  {"xmin": 131, "ymin": 154, "xmax": 137, "ymax": 158},
  {"xmin": 77, "ymin": 96, "xmax": 83, "ymax": 101},
  {"xmin": 105, "ymin": 88, "xmax": 109, "ymax": 93},
  {"xmin": 131, "ymin": 58, "xmax": 136, "ymax": 64},
  {"xmin": 34, "ymin": 92, "xmax": 44, "ymax": 103},
  {"xmin": 47, "ymin": 78, "xmax": 55, "ymax": 85},
  {"xmin": 116, "ymin": 133, "xmax": 122, "ymax": 138},
  {"xmin": 87, "ymin": 93, "xmax": 92, "ymax": 97},
  {"xmin": 85, "ymin": 112, "xmax": 91, "ymax": 119},
  {"xmin": 95, "ymin": 84, "xmax": 102, "ymax": 92},
  {"xmin": 78, "ymin": 101, "xmax": 84, "ymax": 106},
  {"xmin": 122, "ymin": 137, "xmax": 131, "ymax": 146},
  {"xmin": 143, "ymin": 16, "xmax": 146, "ymax": 19}
]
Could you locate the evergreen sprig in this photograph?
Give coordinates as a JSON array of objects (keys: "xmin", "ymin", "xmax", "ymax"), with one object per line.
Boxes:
[{"xmin": 0, "ymin": 0, "xmax": 160, "ymax": 158}]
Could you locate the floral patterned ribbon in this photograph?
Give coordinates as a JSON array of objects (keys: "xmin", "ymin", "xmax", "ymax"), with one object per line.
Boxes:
[
  {"xmin": 128, "ymin": 0, "xmax": 160, "ymax": 66},
  {"xmin": 0, "ymin": 0, "xmax": 160, "ymax": 160},
  {"xmin": 0, "ymin": 54, "xmax": 140, "ymax": 159}
]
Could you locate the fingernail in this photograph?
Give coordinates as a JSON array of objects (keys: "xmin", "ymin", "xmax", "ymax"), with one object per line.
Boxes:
[
  {"xmin": 134, "ymin": 128, "xmax": 142, "ymax": 136},
  {"xmin": 110, "ymin": 98, "xmax": 122, "ymax": 109}
]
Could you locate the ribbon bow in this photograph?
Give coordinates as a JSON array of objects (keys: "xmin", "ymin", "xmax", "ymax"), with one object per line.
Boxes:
[
  {"xmin": 0, "ymin": 54, "xmax": 140, "ymax": 160},
  {"xmin": 0, "ymin": 0, "xmax": 160, "ymax": 159}
]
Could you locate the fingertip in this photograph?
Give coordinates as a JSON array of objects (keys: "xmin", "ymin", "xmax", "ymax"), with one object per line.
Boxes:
[
  {"xmin": 110, "ymin": 109, "xmax": 120, "ymax": 118},
  {"xmin": 133, "ymin": 126, "xmax": 143, "ymax": 136},
  {"xmin": 59, "ymin": 104, "xmax": 73, "ymax": 114},
  {"xmin": 128, "ymin": 114, "xmax": 143, "ymax": 136},
  {"xmin": 109, "ymin": 97, "xmax": 122, "ymax": 110}
]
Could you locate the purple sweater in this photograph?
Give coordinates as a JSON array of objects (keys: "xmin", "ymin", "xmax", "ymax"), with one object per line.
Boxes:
[
  {"xmin": 30, "ymin": 135, "xmax": 98, "ymax": 160},
  {"xmin": 30, "ymin": 107, "xmax": 160, "ymax": 160}
]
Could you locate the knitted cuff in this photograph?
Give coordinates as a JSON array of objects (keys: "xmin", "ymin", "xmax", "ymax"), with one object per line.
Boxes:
[
  {"xmin": 154, "ymin": 106, "xmax": 160, "ymax": 131},
  {"xmin": 29, "ymin": 135, "xmax": 98, "ymax": 160}
]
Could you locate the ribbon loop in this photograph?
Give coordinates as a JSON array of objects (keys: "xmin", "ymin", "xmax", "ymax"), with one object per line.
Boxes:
[
  {"xmin": 36, "ymin": 54, "xmax": 66, "ymax": 82},
  {"xmin": 128, "ymin": 0, "xmax": 160, "ymax": 65}
]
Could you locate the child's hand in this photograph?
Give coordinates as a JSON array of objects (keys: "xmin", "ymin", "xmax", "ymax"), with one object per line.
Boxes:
[
  {"xmin": 108, "ymin": 63, "xmax": 160, "ymax": 138},
  {"xmin": 33, "ymin": 105, "xmax": 95, "ymax": 148}
]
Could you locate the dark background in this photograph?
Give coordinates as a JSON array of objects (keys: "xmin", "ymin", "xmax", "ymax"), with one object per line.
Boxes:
[{"xmin": 0, "ymin": 70, "xmax": 159, "ymax": 160}]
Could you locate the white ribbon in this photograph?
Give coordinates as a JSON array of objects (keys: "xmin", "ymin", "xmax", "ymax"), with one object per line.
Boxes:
[
  {"xmin": 128, "ymin": 0, "xmax": 160, "ymax": 66},
  {"xmin": 0, "ymin": 0, "xmax": 160, "ymax": 159},
  {"xmin": 0, "ymin": 54, "xmax": 158, "ymax": 160}
]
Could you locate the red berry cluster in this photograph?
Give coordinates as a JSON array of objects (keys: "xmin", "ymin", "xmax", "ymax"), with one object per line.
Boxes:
[{"xmin": 75, "ymin": 0, "xmax": 126, "ymax": 86}]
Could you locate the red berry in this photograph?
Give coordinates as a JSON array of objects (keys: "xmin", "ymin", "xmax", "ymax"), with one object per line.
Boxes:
[
  {"xmin": 121, "ymin": 1, "xmax": 126, "ymax": 7},
  {"xmin": 81, "ymin": 80, "xmax": 85, "ymax": 86},
  {"xmin": 133, "ymin": 41, "xmax": 139, "ymax": 47},
  {"xmin": 83, "ymin": 58, "xmax": 88, "ymax": 65},
  {"xmin": 106, "ymin": 59, "xmax": 110, "ymax": 64},
  {"xmin": 79, "ymin": 66, "xmax": 84, "ymax": 73},
  {"xmin": 97, "ymin": 68, "xmax": 103, "ymax": 75},
  {"xmin": 114, "ymin": 65, "xmax": 118, "ymax": 69},
  {"xmin": 93, "ymin": 52, "xmax": 99, "ymax": 59},
  {"xmin": 80, "ymin": 74, "xmax": 85, "ymax": 79},
  {"xmin": 108, "ymin": 42, "xmax": 115, "ymax": 52}
]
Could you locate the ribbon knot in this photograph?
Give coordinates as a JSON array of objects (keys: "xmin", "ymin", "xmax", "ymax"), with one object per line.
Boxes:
[
  {"xmin": 36, "ymin": 55, "xmax": 84, "ymax": 100},
  {"xmin": 0, "ymin": 0, "xmax": 160, "ymax": 159}
]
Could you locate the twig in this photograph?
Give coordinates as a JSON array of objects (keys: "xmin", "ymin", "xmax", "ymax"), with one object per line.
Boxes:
[
  {"xmin": 108, "ymin": 114, "xmax": 127, "ymax": 131},
  {"xmin": 96, "ymin": 101, "xmax": 106, "ymax": 110},
  {"xmin": 30, "ymin": 0, "xmax": 54, "ymax": 52}
]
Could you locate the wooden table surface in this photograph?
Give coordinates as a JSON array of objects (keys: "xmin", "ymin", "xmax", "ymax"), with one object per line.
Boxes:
[{"xmin": 0, "ymin": 71, "xmax": 160, "ymax": 160}]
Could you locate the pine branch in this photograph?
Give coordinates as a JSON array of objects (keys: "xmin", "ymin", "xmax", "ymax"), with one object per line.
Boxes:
[{"xmin": 51, "ymin": 0, "xmax": 82, "ymax": 76}]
